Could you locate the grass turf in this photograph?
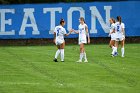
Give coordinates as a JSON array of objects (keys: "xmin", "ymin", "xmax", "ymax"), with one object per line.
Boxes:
[{"xmin": 0, "ymin": 44, "xmax": 139, "ymax": 93}]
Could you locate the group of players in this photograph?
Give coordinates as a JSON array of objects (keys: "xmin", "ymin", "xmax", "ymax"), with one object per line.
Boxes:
[
  {"xmin": 109, "ymin": 16, "xmax": 125, "ymax": 57},
  {"xmin": 53, "ymin": 16, "xmax": 125, "ymax": 62}
]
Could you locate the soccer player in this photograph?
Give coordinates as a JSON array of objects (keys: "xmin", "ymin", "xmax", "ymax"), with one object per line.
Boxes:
[
  {"xmin": 112, "ymin": 16, "xmax": 125, "ymax": 57},
  {"xmin": 108, "ymin": 18, "xmax": 116, "ymax": 56},
  {"xmin": 74, "ymin": 17, "xmax": 90, "ymax": 62},
  {"xmin": 53, "ymin": 19, "xmax": 73, "ymax": 62}
]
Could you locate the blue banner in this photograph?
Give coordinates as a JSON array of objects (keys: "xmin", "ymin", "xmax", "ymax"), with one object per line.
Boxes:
[{"xmin": 0, "ymin": 1, "xmax": 140, "ymax": 39}]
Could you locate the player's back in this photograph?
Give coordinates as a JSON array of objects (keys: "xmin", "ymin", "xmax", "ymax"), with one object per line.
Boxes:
[
  {"xmin": 54, "ymin": 25, "xmax": 66, "ymax": 40},
  {"xmin": 115, "ymin": 22, "xmax": 124, "ymax": 38}
]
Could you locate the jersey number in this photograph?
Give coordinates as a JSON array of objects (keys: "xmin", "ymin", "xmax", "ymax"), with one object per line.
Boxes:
[
  {"xmin": 57, "ymin": 29, "xmax": 60, "ymax": 36},
  {"xmin": 117, "ymin": 26, "xmax": 120, "ymax": 32}
]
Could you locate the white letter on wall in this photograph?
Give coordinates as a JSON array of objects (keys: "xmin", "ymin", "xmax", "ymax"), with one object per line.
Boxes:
[
  {"xmin": 19, "ymin": 8, "xmax": 39, "ymax": 35},
  {"xmin": 67, "ymin": 7, "xmax": 85, "ymax": 31},
  {"xmin": 0, "ymin": 9, "xmax": 15, "ymax": 35},
  {"xmin": 43, "ymin": 8, "xmax": 62, "ymax": 34},
  {"xmin": 90, "ymin": 6, "xmax": 112, "ymax": 33}
]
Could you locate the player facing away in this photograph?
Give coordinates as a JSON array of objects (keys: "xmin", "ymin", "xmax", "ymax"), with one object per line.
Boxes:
[
  {"xmin": 108, "ymin": 18, "xmax": 116, "ymax": 56},
  {"xmin": 112, "ymin": 16, "xmax": 125, "ymax": 57},
  {"xmin": 74, "ymin": 17, "xmax": 90, "ymax": 62},
  {"xmin": 53, "ymin": 19, "xmax": 73, "ymax": 62}
]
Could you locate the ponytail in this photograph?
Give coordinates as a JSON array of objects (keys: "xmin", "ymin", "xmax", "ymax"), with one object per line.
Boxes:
[{"xmin": 117, "ymin": 16, "xmax": 122, "ymax": 24}]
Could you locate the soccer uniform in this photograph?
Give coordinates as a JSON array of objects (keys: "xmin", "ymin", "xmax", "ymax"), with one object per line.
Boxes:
[
  {"xmin": 110, "ymin": 23, "xmax": 116, "ymax": 40},
  {"xmin": 114, "ymin": 22, "xmax": 125, "ymax": 41},
  {"xmin": 78, "ymin": 23, "xmax": 87, "ymax": 45},
  {"xmin": 54, "ymin": 25, "xmax": 66, "ymax": 45}
]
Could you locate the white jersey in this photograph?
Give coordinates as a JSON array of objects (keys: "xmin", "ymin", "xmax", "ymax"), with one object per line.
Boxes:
[
  {"xmin": 114, "ymin": 22, "xmax": 125, "ymax": 39},
  {"xmin": 78, "ymin": 23, "xmax": 87, "ymax": 44},
  {"xmin": 110, "ymin": 23, "xmax": 116, "ymax": 40},
  {"xmin": 54, "ymin": 25, "xmax": 66, "ymax": 45}
]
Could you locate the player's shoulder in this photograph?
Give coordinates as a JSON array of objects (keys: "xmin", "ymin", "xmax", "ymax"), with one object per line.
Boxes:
[
  {"xmin": 121, "ymin": 22, "xmax": 125, "ymax": 26},
  {"xmin": 115, "ymin": 22, "xmax": 119, "ymax": 25},
  {"xmin": 84, "ymin": 23, "xmax": 87, "ymax": 27},
  {"xmin": 55, "ymin": 25, "xmax": 60, "ymax": 29},
  {"xmin": 112, "ymin": 23, "xmax": 115, "ymax": 26}
]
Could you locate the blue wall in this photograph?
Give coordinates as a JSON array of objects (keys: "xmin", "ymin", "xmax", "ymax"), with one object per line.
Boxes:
[{"xmin": 0, "ymin": 1, "xmax": 140, "ymax": 39}]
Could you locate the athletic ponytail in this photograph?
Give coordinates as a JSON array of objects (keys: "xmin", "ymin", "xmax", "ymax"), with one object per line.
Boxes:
[{"xmin": 117, "ymin": 16, "xmax": 122, "ymax": 24}]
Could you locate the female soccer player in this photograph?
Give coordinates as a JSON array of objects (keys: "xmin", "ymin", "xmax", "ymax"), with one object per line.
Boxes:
[
  {"xmin": 74, "ymin": 17, "xmax": 90, "ymax": 62},
  {"xmin": 108, "ymin": 18, "xmax": 116, "ymax": 56},
  {"xmin": 53, "ymin": 19, "xmax": 73, "ymax": 62},
  {"xmin": 112, "ymin": 16, "xmax": 125, "ymax": 57}
]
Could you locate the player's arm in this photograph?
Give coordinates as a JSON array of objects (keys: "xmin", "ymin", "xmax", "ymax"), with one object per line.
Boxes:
[
  {"xmin": 110, "ymin": 29, "xmax": 115, "ymax": 34},
  {"xmin": 53, "ymin": 32, "xmax": 56, "ymax": 43},
  {"xmin": 65, "ymin": 29, "xmax": 73, "ymax": 36},
  {"xmin": 122, "ymin": 24, "xmax": 125, "ymax": 35},
  {"xmin": 73, "ymin": 30, "xmax": 79, "ymax": 34},
  {"xmin": 85, "ymin": 25, "xmax": 90, "ymax": 44},
  {"xmin": 122, "ymin": 28, "xmax": 125, "ymax": 35}
]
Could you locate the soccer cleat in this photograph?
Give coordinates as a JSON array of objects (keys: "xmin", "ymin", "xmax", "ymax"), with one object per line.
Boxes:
[
  {"xmin": 76, "ymin": 60, "xmax": 82, "ymax": 62},
  {"xmin": 121, "ymin": 55, "xmax": 125, "ymax": 58},
  {"xmin": 84, "ymin": 60, "xmax": 88, "ymax": 62},
  {"xmin": 53, "ymin": 58, "xmax": 58, "ymax": 62},
  {"xmin": 111, "ymin": 54, "xmax": 114, "ymax": 57}
]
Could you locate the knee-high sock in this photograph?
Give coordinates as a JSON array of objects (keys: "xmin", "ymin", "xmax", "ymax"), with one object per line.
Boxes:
[
  {"xmin": 55, "ymin": 49, "xmax": 60, "ymax": 59},
  {"xmin": 121, "ymin": 47, "xmax": 124, "ymax": 56},
  {"xmin": 111, "ymin": 46, "xmax": 115, "ymax": 54},
  {"xmin": 112, "ymin": 47, "xmax": 117, "ymax": 55},
  {"xmin": 84, "ymin": 52, "xmax": 87, "ymax": 60},
  {"xmin": 80, "ymin": 53, "xmax": 84, "ymax": 61},
  {"xmin": 60, "ymin": 49, "xmax": 64, "ymax": 61}
]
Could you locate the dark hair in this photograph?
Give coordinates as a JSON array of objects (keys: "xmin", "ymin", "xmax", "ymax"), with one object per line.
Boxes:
[
  {"xmin": 111, "ymin": 18, "xmax": 116, "ymax": 23},
  {"xmin": 79, "ymin": 17, "xmax": 85, "ymax": 23},
  {"xmin": 117, "ymin": 16, "xmax": 122, "ymax": 24},
  {"xmin": 60, "ymin": 18, "xmax": 65, "ymax": 25}
]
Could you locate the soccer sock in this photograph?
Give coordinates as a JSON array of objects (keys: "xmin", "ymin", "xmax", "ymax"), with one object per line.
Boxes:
[
  {"xmin": 60, "ymin": 49, "xmax": 64, "ymax": 61},
  {"xmin": 111, "ymin": 46, "xmax": 115, "ymax": 54},
  {"xmin": 121, "ymin": 47, "xmax": 124, "ymax": 56},
  {"xmin": 80, "ymin": 53, "xmax": 84, "ymax": 61},
  {"xmin": 84, "ymin": 52, "xmax": 87, "ymax": 60},
  {"xmin": 115, "ymin": 47, "xmax": 118, "ymax": 53},
  {"xmin": 55, "ymin": 49, "xmax": 60, "ymax": 59},
  {"xmin": 112, "ymin": 47, "xmax": 117, "ymax": 55}
]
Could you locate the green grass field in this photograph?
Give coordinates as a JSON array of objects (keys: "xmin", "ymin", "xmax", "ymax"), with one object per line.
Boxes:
[{"xmin": 0, "ymin": 44, "xmax": 139, "ymax": 93}]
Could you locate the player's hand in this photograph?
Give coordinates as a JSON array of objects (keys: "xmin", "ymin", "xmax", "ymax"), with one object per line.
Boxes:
[
  {"xmin": 88, "ymin": 39, "xmax": 90, "ymax": 44},
  {"xmin": 69, "ymin": 29, "xmax": 74, "ymax": 33}
]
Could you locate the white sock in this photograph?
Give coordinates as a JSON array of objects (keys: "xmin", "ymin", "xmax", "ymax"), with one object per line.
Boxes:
[
  {"xmin": 111, "ymin": 46, "xmax": 114, "ymax": 54},
  {"xmin": 112, "ymin": 47, "xmax": 117, "ymax": 55},
  {"xmin": 60, "ymin": 49, "xmax": 64, "ymax": 61},
  {"xmin": 55, "ymin": 49, "xmax": 60, "ymax": 59},
  {"xmin": 80, "ymin": 53, "xmax": 83, "ymax": 61},
  {"xmin": 115, "ymin": 47, "xmax": 118, "ymax": 53},
  {"xmin": 121, "ymin": 47, "xmax": 124, "ymax": 57},
  {"xmin": 84, "ymin": 52, "xmax": 87, "ymax": 60}
]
